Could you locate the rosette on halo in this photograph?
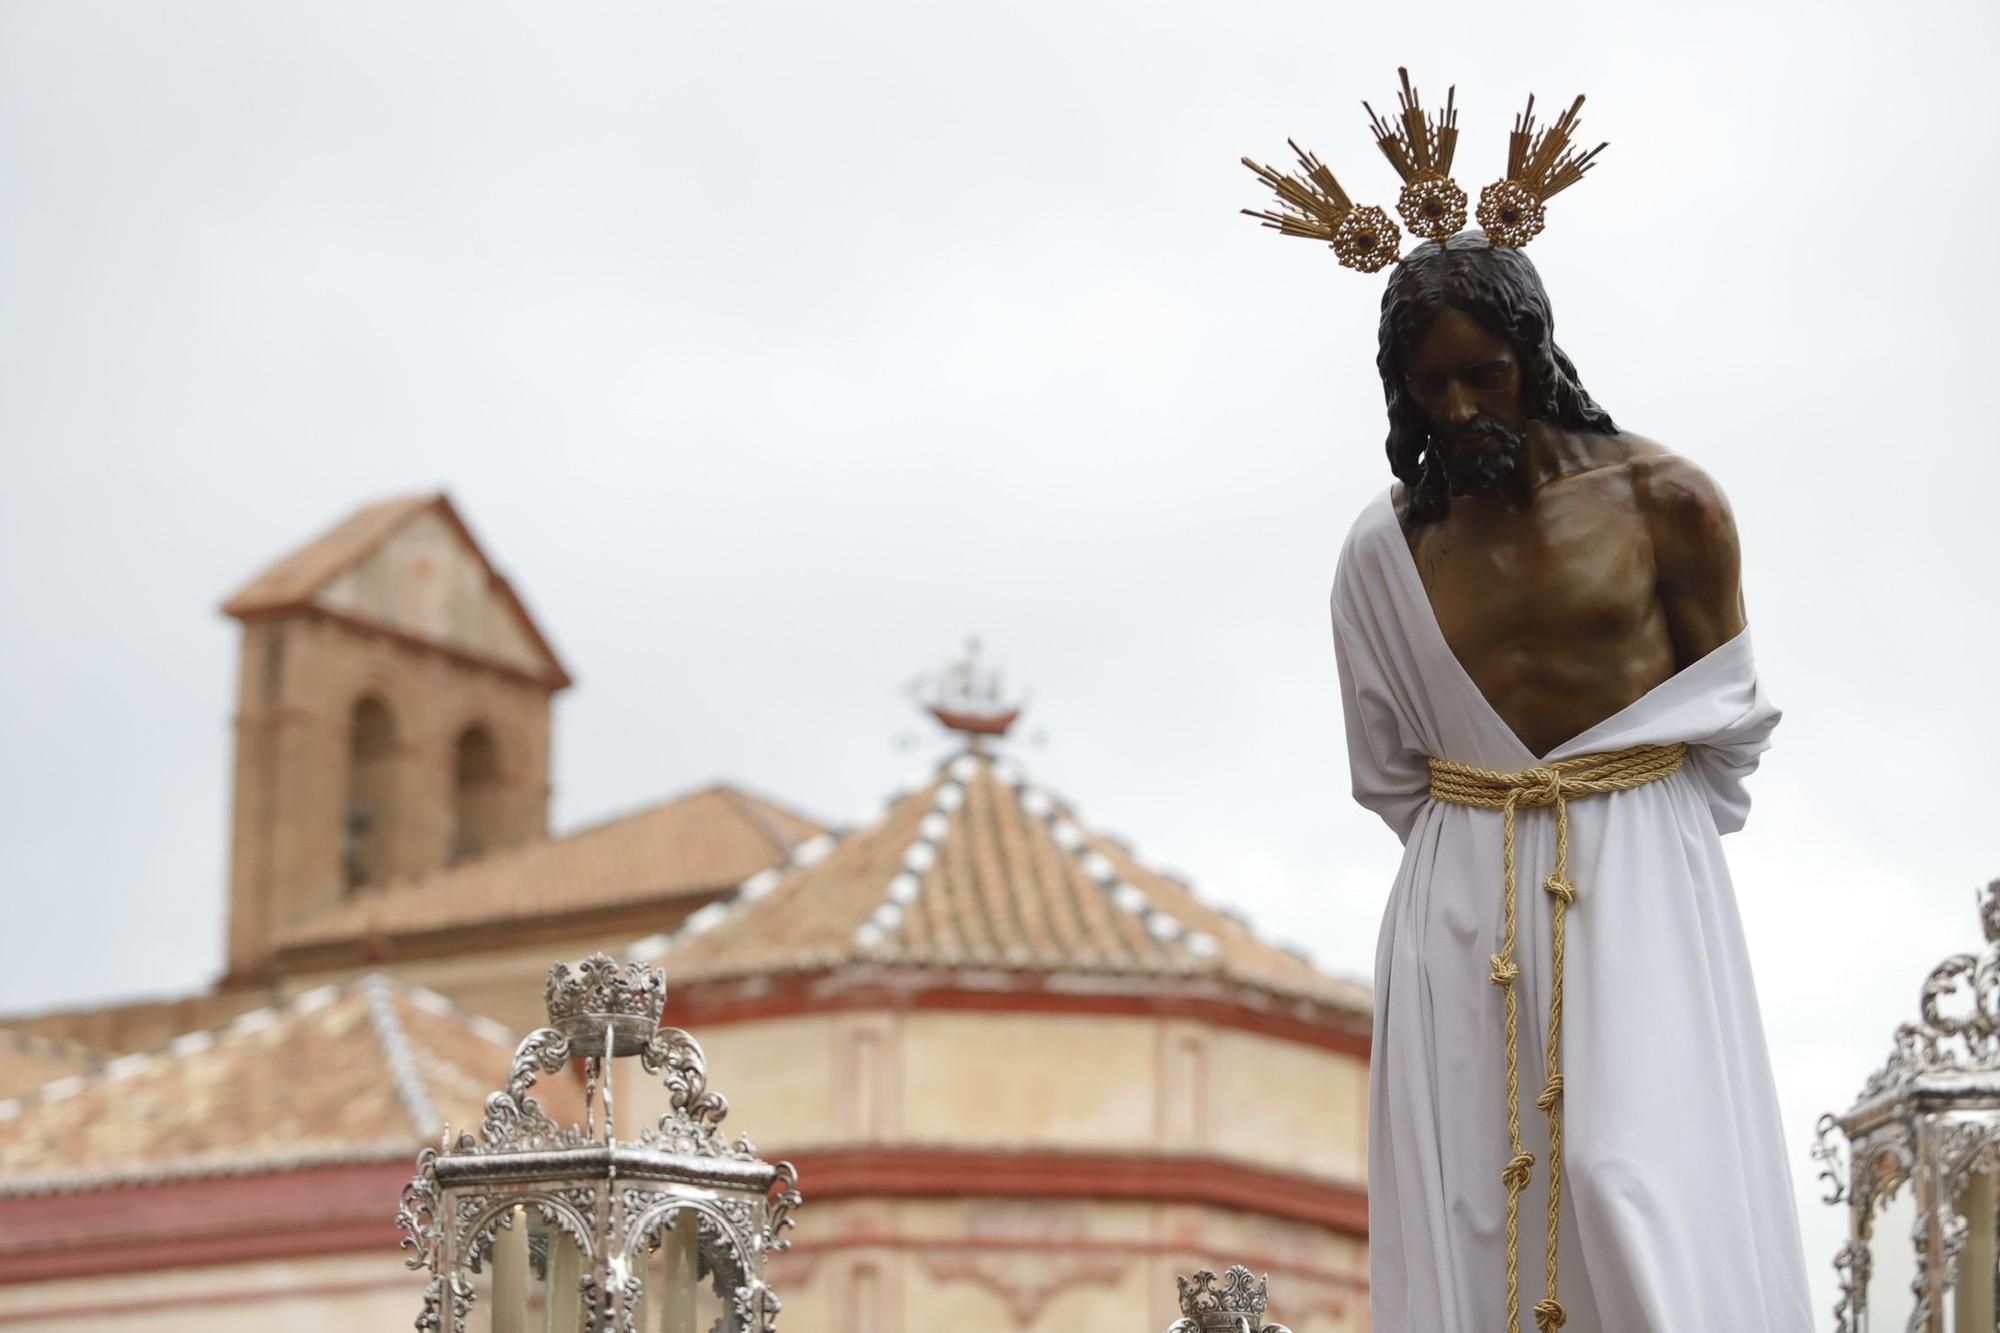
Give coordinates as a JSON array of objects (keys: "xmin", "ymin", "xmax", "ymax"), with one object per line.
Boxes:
[
  {"xmin": 1365, "ymin": 68, "xmax": 1467, "ymax": 243},
  {"xmin": 1241, "ymin": 142, "xmax": 1403, "ymax": 274},
  {"xmin": 1478, "ymin": 92, "xmax": 1606, "ymax": 250}
]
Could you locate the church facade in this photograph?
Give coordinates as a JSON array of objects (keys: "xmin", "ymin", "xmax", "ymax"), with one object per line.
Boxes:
[{"xmin": 0, "ymin": 495, "xmax": 1373, "ymax": 1331}]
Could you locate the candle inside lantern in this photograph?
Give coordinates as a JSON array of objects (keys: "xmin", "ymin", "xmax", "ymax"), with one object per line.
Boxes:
[
  {"xmin": 547, "ymin": 1229, "xmax": 583, "ymax": 1333},
  {"xmin": 493, "ymin": 1206, "xmax": 528, "ymax": 1333},
  {"xmin": 1957, "ymin": 1171, "xmax": 1997, "ymax": 1333},
  {"xmin": 660, "ymin": 1212, "xmax": 698, "ymax": 1333}
]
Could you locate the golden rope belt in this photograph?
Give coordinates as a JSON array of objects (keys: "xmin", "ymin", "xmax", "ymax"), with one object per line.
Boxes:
[{"xmin": 1426, "ymin": 741, "xmax": 1687, "ymax": 1333}]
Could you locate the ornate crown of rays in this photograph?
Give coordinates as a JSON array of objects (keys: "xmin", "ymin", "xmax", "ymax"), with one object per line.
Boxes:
[{"xmin": 1241, "ymin": 68, "xmax": 1607, "ymax": 273}]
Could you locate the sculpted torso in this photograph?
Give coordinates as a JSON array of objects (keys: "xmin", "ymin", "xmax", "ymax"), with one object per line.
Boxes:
[
  {"xmin": 1390, "ymin": 305, "xmax": 1747, "ymax": 759},
  {"xmin": 1395, "ymin": 432, "xmax": 1746, "ymax": 758}
]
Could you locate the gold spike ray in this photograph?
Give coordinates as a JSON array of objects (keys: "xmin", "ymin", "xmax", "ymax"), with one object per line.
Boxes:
[
  {"xmin": 1507, "ymin": 93, "xmax": 1607, "ymax": 200},
  {"xmin": 1240, "ymin": 140, "xmax": 1401, "ymax": 273},
  {"xmin": 1479, "ymin": 90, "xmax": 1608, "ymax": 248},
  {"xmin": 1364, "ymin": 67, "xmax": 1459, "ymax": 183},
  {"xmin": 1363, "ymin": 67, "xmax": 1467, "ymax": 243}
]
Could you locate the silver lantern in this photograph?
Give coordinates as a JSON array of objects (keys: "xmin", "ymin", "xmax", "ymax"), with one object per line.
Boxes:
[
  {"xmin": 1815, "ymin": 880, "xmax": 2000, "ymax": 1333},
  {"xmin": 396, "ymin": 954, "xmax": 801, "ymax": 1333}
]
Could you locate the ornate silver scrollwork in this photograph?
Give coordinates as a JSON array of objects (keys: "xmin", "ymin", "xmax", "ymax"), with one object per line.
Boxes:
[
  {"xmin": 415, "ymin": 1272, "xmax": 474, "ymax": 1333},
  {"xmin": 767, "ymin": 1160, "xmax": 801, "ymax": 1254},
  {"xmin": 1830, "ymin": 1238, "xmax": 1867, "ymax": 1333},
  {"xmin": 478, "ymin": 1027, "xmax": 583, "ymax": 1151},
  {"xmin": 1858, "ymin": 885, "xmax": 2000, "ymax": 1101},
  {"xmin": 1168, "ymin": 1266, "xmax": 1293, "ymax": 1333},
  {"xmin": 641, "ymin": 1025, "xmax": 730, "ymax": 1127},
  {"xmin": 1820, "ymin": 881, "xmax": 2000, "ymax": 1333},
  {"xmin": 547, "ymin": 954, "xmax": 667, "ymax": 1058},
  {"xmin": 400, "ymin": 957, "xmax": 799, "ymax": 1332},
  {"xmin": 616, "ymin": 1274, "xmax": 643, "ymax": 1333},
  {"xmin": 1814, "ymin": 1113, "xmax": 1850, "ymax": 1206},
  {"xmin": 735, "ymin": 1277, "xmax": 784, "ymax": 1333},
  {"xmin": 398, "ymin": 1148, "xmax": 442, "ymax": 1272}
]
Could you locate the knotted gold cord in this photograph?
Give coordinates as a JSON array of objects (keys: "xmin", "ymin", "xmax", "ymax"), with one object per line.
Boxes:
[{"xmin": 1427, "ymin": 741, "xmax": 1687, "ymax": 1333}]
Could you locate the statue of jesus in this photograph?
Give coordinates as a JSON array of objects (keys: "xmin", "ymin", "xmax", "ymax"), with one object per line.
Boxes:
[{"xmin": 1330, "ymin": 230, "xmax": 1817, "ymax": 1331}]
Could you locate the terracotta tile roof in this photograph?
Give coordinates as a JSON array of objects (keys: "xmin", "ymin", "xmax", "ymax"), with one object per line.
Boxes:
[
  {"xmin": 0, "ymin": 1029, "xmax": 101, "ymax": 1100},
  {"xmin": 0, "ymin": 978, "xmax": 583, "ymax": 1196},
  {"xmin": 631, "ymin": 751, "xmax": 1369, "ymax": 1013},
  {"xmin": 220, "ymin": 493, "xmax": 440, "ymax": 618},
  {"xmin": 274, "ymin": 784, "xmax": 825, "ymax": 954},
  {"xmin": 0, "ymin": 988, "xmax": 281, "ymax": 1059}
]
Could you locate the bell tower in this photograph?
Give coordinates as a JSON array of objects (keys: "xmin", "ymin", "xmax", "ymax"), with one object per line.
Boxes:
[{"xmin": 217, "ymin": 493, "xmax": 571, "ymax": 984}]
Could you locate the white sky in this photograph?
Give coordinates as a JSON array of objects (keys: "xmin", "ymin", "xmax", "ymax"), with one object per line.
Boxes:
[{"xmin": 2, "ymin": 0, "xmax": 1996, "ymax": 1321}]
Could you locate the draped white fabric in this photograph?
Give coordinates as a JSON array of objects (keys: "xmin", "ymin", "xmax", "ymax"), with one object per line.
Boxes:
[{"xmin": 1332, "ymin": 489, "xmax": 1814, "ymax": 1333}]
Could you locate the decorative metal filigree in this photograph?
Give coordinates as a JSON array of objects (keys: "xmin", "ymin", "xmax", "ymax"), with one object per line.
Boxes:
[
  {"xmin": 641, "ymin": 1025, "xmax": 730, "ymax": 1128},
  {"xmin": 1168, "ymin": 1266, "xmax": 1293, "ymax": 1333},
  {"xmin": 547, "ymin": 953, "xmax": 667, "ymax": 1057},
  {"xmin": 1818, "ymin": 880, "xmax": 2000, "ymax": 1333},
  {"xmin": 400, "ymin": 956, "xmax": 801, "ymax": 1332},
  {"xmin": 734, "ymin": 1277, "xmax": 784, "ymax": 1333},
  {"xmin": 616, "ymin": 1274, "xmax": 643, "ymax": 1333},
  {"xmin": 767, "ymin": 1161, "xmax": 801, "ymax": 1253},
  {"xmin": 398, "ymin": 1147, "xmax": 441, "ymax": 1271},
  {"xmin": 415, "ymin": 1272, "xmax": 474, "ymax": 1333},
  {"xmin": 478, "ymin": 1027, "xmax": 584, "ymax": 1151},
  {"xmin": 1475, "ymin": 177, "xmax": 1546, "ymax": 248}
]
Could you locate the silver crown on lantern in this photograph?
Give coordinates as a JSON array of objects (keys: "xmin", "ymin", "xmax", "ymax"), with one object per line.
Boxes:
[
  {"xmin": 543, "ymin": 952, "xmax": 666, "ymax": 1057},
  {"xmin": 1168, "ymin": 1267, "xmax": 1292, "ymax": 1333}
]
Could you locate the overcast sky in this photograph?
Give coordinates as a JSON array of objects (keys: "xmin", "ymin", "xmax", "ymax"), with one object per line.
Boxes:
[{"xmin": 3, "ymin": 0, "xmax": 1996, "ymax": 1320}]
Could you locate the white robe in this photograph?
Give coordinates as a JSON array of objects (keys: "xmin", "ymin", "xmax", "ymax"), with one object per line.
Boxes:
[{"xmin": 1331, "ymin": 488, "xmax": 1813, "ymax": 1333}]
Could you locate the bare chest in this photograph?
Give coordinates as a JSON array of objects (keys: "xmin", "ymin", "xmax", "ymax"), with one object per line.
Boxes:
[
  {"xmin": 1406, "ymin": 493, "xmax": 1674, "ymax": 752},
  {"xmin": 1416, "ymin": 508, "xmax": 1655, "ymax": 643}
]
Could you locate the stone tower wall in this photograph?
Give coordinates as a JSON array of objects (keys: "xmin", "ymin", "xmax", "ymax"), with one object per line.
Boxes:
[{"xmin": 222, "ymin": 612, "xmax": 553, "ymax": 981}]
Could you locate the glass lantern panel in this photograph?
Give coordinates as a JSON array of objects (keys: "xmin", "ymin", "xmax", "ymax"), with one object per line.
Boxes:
[
  {"xmin": 1869, "ymin": 1180, "xmax": 1920, "ymax": 1333},
  {"xmin": 1947, "ymin": 1169, "xmax": 1999, "ymax": 1333}
]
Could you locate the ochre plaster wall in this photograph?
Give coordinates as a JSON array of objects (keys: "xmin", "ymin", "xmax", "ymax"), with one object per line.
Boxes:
[
  {"xmin": 769, "ymin": 1197, "xmax": 1369, "ymax": 1333},
  {"xmin": 0, "ymin": 1252, "xmax": 425, "ymax": 1332},
  {"xmin": 619, "ymin": 1006, "xmax": 1367, "ymax": 1184},
  {"xmin": 1209, "ymin": 1027, "xmax": 1368, "ymax": 1181}
]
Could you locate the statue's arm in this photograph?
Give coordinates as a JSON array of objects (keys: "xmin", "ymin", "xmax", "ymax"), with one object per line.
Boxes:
[{"xmin": 1636, "ymin": 453, "xmax": 1748, "ymax": 666}]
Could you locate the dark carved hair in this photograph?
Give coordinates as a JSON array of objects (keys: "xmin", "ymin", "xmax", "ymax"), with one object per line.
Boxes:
[{"xmin": 1377, "ymin": 230, "xmax": 1616, "ymax": 523}]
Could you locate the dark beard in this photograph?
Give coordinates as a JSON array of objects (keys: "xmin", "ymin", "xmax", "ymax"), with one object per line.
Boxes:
[{"xmin": 1432, "ymin": 418, "xmax": 1526, "ymax": 497}]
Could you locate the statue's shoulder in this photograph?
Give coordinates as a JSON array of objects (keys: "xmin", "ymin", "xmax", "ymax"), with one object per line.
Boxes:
[{"xmin": 1615, "ymin": 436, "xmax": 1735, "ymax": 532}]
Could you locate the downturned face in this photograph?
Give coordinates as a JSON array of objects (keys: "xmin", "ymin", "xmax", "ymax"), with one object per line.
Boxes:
[
  {"xmin": 1403, "ymin": 306, "xmax": 1528, "ymax": 497},
  {"xmin": 1403, "ymin": 306, "xmax": 1525, "ymax": 438}
]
